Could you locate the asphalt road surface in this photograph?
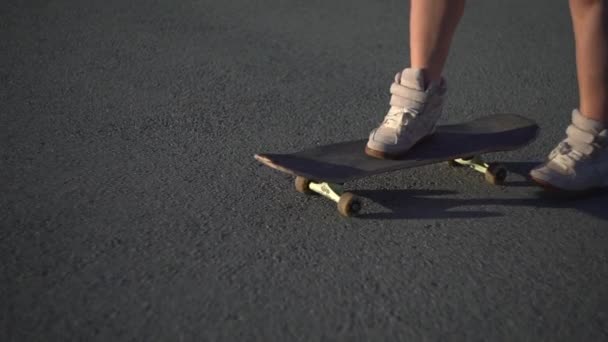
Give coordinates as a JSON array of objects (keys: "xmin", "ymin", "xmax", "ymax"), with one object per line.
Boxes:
[{"xmin": 3, "ymin": 0, "xmax": 607, "ymax": 341}]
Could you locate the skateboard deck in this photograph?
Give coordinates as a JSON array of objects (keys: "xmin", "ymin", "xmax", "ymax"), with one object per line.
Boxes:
[{"xmin": 255, "ymin": 114, "xmax": 539, "ymax": 216}]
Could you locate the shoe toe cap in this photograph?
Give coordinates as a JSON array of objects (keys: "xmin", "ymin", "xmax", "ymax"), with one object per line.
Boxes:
[{"xmin": 530, "ymin": 163, "xmax": 581, "ymax": 191}]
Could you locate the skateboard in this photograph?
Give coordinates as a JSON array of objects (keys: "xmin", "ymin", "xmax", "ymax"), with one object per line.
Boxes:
[{"xmin": 255, "ymin": 114, "xmax": 539, "ymax": 217}]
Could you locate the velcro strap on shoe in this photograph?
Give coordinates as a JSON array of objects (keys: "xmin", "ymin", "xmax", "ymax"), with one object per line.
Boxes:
[
  {"xmin": 390, "ymin": 82, "xmax": 427, "ymax": 102},
  {"xmin": 598, "ymin": 130, "xmax": 608, "ymax": 146},
  {"xmin": 389, "ymin": 83, "xmax": 428, "ymax": 108},
  {"xmin": 566, "ymin": 124, "xmax": 595, "ymax": 144},
  {"xmin": 566, "ymin": 125, "xmax": 596, "ymax": 155}
]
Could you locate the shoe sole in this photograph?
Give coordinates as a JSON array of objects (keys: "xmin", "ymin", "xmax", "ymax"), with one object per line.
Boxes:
[
  {"xmin": 531, "ymin": 176, "xmax": 605, "ymax": 198},
  {"xmin": 365, "ymin": 135, "xmax": 435, "ymax": 160},
  {"xmin": 364, "ymin": 146, "xmax": 403, "ymax": 160}
]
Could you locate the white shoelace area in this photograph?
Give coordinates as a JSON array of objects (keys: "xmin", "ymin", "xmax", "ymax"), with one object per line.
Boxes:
[
  {"xmin": 382, "ymin": 108, "xmax": 420, "ymax": 129},
  {"xmin": 550, "ymin": 128, "xmax": 607, "ymax": 172},
  {"xmin": 552, "ymin": 141, "xmax": 586, "ymax": 171}
]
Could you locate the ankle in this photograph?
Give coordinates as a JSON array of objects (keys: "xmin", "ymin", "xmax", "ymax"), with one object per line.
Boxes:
[
  {"xmin": 575, "ymin": 108, "xmax": 606, "ymax": 132},
  {"xmin": 408, "ymin": 67, "xmax": 443, "ymax": 89}
]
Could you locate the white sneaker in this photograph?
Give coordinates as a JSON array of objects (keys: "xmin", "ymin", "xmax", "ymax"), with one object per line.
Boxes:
[
  {"xmin": 530, "ymin": 109, "xmax": 608, "ymax": 192},
  {"xmin": 365, "ymin": 68, "xmax": 447, "ymax": 159}
]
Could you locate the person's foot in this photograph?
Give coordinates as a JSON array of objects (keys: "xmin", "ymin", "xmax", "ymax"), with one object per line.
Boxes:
[
  {"xmin": 530, "ymin": 109, "xmax": 608, "ymax": 192},
  {"xmin": 365, "ymin": 68, "xmax": 447, "ymax": 159}
]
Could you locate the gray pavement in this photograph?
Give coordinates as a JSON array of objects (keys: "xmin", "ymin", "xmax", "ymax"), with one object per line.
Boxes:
[{"xmin": 2, "ymin": 0, "xmax": 607, "ymax": 340}]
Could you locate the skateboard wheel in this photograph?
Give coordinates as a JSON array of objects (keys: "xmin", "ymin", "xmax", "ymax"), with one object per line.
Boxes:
[
  {"xmin": 337, "ymin": 192, "xmax": 361, "ymax": 217},
  {"xmin": 485, "ymin": 163, "xmax": 507, "ymax": 185},
  {"xmin": 294, "ymin": 176, "xmax": 313, "ymax": 194}
]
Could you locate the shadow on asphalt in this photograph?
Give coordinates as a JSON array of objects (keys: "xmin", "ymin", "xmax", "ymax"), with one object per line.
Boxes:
[
  {"xmin": 499, "ymin": 161, "xmax": 540, "ymax": 187},
  {"xmin": 355, "ymin": 162, "xmax": 608, "ymax": 221}
]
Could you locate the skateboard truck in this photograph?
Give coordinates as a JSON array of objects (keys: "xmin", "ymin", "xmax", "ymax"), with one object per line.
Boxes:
[
  {"xmin": 291, "ymin": 156, "xmax": 506, "ymax": 218},
  {"xmin": 295, "ymin": 177, "xmax": 361, "ymax": 217},
  {"xmin": 291, "ymin": 156, "xmax": 507, "ymax": 218},
  {"xmin": 448, "ymin": 156, "xmax": 508, "ymax": 185}
]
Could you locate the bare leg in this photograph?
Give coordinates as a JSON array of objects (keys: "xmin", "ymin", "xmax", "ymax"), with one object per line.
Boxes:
[
  {"xmin": 365, "ymin": 0, "xmax": 466, "ymax": 158},
  {"xmin": 570, "ymin": 0, "xmax": 608, "ymax": 125},
  {"xmin": 530, "ymin": 0, "xmax": 608, "ymax": 191},
  {"xmin": 410, "ymin": 0, "xmax": 466, "ymax": 84}
]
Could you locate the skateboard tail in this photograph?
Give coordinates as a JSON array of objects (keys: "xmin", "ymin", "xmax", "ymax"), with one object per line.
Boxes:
[{"xmin": 254, "ymin": 154, "xmax": 298, "ymax": 178}]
